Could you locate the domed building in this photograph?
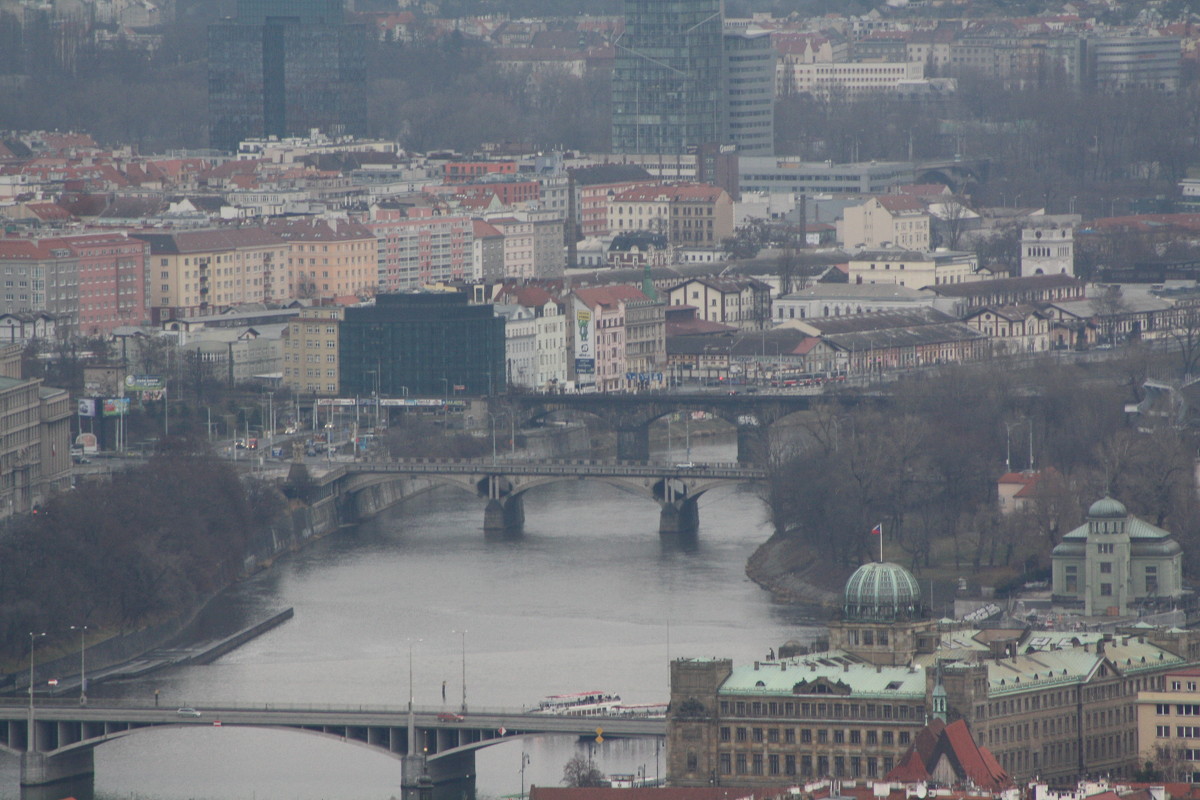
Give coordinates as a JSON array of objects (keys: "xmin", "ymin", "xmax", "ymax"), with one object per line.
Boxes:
[
  {"xmin": 1051, "ymin": 496, "xmax": 1184, "ymax": 616},
  {"xmin": 828, "ymin": 560, "xmax": 939, "ymax": 666}
]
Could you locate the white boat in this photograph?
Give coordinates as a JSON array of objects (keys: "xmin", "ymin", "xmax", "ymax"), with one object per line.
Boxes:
[{"xmin": 531, "ymin": 691, "xmax": 622, "ymax": 716}]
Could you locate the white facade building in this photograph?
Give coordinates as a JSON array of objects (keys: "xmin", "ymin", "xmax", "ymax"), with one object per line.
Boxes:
[{"xmin": 1020, "ymin": 225, "xmax": 1074, "ymax": 278}]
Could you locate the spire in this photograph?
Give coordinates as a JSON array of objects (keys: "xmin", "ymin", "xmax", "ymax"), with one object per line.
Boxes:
[{"xmin": 932, "ymin": 661, "xmax": 948, "ymax": 722}]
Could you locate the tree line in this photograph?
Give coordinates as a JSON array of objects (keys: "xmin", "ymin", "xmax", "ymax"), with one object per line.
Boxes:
[
  {"xmin": 0, "ymin": 444, "xmax": 284, "ymax": 664},
  {"xmin": 764, "ymin": 350, "xmax": 1200, "ymax": 587}
]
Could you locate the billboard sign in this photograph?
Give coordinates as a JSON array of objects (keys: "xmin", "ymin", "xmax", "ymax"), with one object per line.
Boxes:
[
  {"xmin": 102, "ymin": 398, "xmax": 131, "ymax": 417},
  {"xmin": 574, "ymin": 304, "xmax": 595, "ymax": 377},
  {"xmin": 77, "ymin": 398, "xmax": 96, "ymax": 417}
]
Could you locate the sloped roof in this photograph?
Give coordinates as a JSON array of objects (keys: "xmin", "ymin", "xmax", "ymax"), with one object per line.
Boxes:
[
  {"xmin": 573, "ymin": 284, "xmax": 648, "ymax": 310},
  {"xmin": 886, "ymin": 718, "xmax": 1010, "ymax": 791}
]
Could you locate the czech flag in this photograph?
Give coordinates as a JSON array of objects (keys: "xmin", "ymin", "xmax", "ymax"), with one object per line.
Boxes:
[{"xmin": 870, "ymin": 523, "xmax": 883, "ymax": 536}]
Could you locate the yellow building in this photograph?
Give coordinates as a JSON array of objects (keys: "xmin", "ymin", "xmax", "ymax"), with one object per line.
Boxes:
[
  {"xmin": 848, "ymin": 249, "xmax": 981, "ymax": 290},
  {"xmin": 132, "ymin": 228, "xmax": 290, "ymax": 320},
  {"xmin": 265, "ymin": 218, "xmax": 377, "ymax": 301},
  {"xmin": 1137, "ymin": 666, "xmax": 1200, "ymax": 781},
  {"xmin": 281, "ymin": 306, "xmax": 344, "ymax": 397}
]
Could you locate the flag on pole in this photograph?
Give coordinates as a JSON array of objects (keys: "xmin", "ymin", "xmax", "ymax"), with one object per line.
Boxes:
[{"xmin": 870, "ymin": 523, "xmax": 883, "ymax": 536}]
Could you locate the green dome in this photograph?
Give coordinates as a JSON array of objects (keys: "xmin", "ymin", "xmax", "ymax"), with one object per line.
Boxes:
[
  {"xmin": 843, "ymin": 562, "xmax": 922, "ymax": 622},
  {"xmin": 1088, "ymin": 496, "xmax": 1127, "ymax": 519}
]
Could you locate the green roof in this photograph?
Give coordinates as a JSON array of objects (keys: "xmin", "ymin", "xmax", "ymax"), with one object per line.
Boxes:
[{"xmin": 720, "ymin": 650, "xmax": 926, "ymax": 700}]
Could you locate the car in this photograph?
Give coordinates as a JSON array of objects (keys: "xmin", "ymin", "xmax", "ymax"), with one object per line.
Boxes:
[
  {"xmin": 437, "ymin": 712, "xmax": 465, "ymax": 722},
  {"xmin": 177, "ymin": 707, "xmax": 202, "ymax": 717},
  {"xmin": 674, "ymin": 462, "xmax": 695, "ymax": 469}
]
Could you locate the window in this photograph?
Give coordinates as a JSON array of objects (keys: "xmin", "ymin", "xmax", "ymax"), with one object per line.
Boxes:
[
  {"xmin": 1100, "ymin": 562, "xmax": 1113, "ymax": 574},
  {"xmin": 1101, "ymin": 583, "xmax": 1113, "ymax": 596}
]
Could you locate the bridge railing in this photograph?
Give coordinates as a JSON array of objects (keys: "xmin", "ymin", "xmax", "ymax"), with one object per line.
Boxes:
[{"xmin": 0, "ymin": 698, "xmax": 644, "ymax": 718}]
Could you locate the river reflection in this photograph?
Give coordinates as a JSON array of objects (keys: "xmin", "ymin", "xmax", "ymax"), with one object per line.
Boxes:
[{"xmin": 2, "ymin": 439, "xmax": 824, "ymax": 800}]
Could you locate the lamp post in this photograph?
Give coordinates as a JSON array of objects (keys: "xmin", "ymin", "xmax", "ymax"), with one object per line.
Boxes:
[
  {"xmin": 70, "ymin": 625, "xmax": 88, "ymax": 705},
  {"xmin": 28, "ymin": 631, "xmax": 45, "ymax": 748},
  {"xmin": 520, "ymin": 751, "xmax": 531, "ymax": 800},
  {"xmin": 406, "ymin": 637, "xmax": 421, "ymax": 757},
  {"xmin": 453, "ymin": 629, "xmax": 467, "ymax": 713}
]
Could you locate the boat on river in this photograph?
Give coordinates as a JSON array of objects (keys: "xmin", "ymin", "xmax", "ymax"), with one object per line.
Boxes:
[{"xmin": 531, "ymin": 691, "xmax": 622, "ymax": 716}]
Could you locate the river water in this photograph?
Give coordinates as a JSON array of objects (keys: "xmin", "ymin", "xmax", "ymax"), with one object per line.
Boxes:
[{"xmin": 1, "ymin": 437, "xmax": 825, "ymax": 800}]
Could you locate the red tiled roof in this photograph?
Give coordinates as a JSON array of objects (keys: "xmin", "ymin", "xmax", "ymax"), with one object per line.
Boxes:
[
  {"xmin": 876, "ymin": 195, "xmax": 927, "ymax": 213},
  {"xmin": 531, "ymin": 787, "xmax": 793, "ymax": 800},
  {"xmin": 612, "ymin": 183, "xmax": 725, "ymax": 203},
  {"xmin": 886, "ymin": 718, "xmax": 1010, "ymax": 792},
  {"xmin": 574, "ymin": 284, "xmax": 648, "ymax": 310},
  {"xmin": 472, "ymin": 220, "xmax": 503, "ymax": 238}
]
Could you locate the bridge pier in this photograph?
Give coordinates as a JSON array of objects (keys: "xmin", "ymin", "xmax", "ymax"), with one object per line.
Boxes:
[
  {"xmin": 484, "ymin": 495, "xmax": 524, "ymax": 533},
  {"xmin": 659, "ymin": 496, "xmax": 700, "ymax": 534},
  {"xmin": 20, "ymin": 748, "xmax": 94, "ymax": 789},
  {"xmin": 736, "ymin": 421, "xmax": 769, "ymax": 465},
  {"xmin": 401, "ymin": 754, "xmax": 432, "ymax": 800},
  {"xmin": 615, "ymin": 424, "xmax": 650, "ymax": 462}
]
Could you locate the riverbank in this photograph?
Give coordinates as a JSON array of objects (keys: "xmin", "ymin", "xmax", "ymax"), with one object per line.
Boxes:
[{"xmin": 744, "ymin": 531, "xmax": 847, "ymax": 609}]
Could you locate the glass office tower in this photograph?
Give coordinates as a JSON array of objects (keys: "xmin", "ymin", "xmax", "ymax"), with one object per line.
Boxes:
[
  {"xmin": 208, "ymin": 0, "xmax": 367, "ymax": 152},
  {"xmin": 612, "ymin": 0, "xmax": 725, "ymax": 155}
]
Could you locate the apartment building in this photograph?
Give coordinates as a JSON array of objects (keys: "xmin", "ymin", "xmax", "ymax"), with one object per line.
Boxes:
[
  {"xmin": 0, "ymin": 240, "xmax": 78, "ymax": 335},
  {"xmin": 359, "ymin": 205, "xmax": 474, "ymax": 292},
  {"xmin": 281, "ymin": 306, "xmax": 344, "ymax": 397},
  {"xmin": 840, "ymin": 196, "xmax": 931, "ymax": 251},
  {"xmin": 265, "ymin": 218, "xmax": 377, "ymax": 301},
  {"xmin": 132, "ymin": 228, "xmax": 290, "ymax": 322},
  {"xmin": 609, "ymin": 183, "xmax": 734, "ymax": 248},
  {"xmin": 1137, "ymin": 666, "xmax": 1200, "ymax": 782}
]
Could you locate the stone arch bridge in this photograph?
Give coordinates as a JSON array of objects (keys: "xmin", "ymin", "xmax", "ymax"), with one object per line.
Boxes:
[
  {"xmin": 503, "ymin": 392, "xmax": 824, "ymax": 464},
  {"xmin": 331, "ymin": 458, "xmax": 766, "ymax": 534}
]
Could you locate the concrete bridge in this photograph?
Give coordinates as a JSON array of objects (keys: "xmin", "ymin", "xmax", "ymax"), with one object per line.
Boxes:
[
  {"xmin": 325, "ymin": 458, "xmax": 767, "ymax": 534},
  {"xmin": 0, "ymin": 699, "xmax": 663, "ymax": 796},
  {"xmin": 504, "ymin": 392, "xmax": 826, "ymax": 463}
]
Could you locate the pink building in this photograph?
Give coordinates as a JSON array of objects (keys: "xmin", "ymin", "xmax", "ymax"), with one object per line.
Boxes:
[
  {"xmin": 50, "ymin": 232, "xmax": 148, "ymax": 336},
  {"xmin": 359, "ymin": 206, "xmax": 474, "ymax": 291},
  {"xmin": 571, "ymin": 285, "xmax": 650, "ymax": 392}
]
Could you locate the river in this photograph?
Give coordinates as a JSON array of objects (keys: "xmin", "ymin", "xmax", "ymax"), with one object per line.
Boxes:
[{"xmin": 1, "ymin": 437, "xmax": 825, "ymax": 800}]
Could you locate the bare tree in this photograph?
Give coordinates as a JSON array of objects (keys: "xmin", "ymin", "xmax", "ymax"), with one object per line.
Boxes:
[
  {"xmin": 1090, "ymin": 285, "xmax": 1130, "ymax": 345},
  {"xmin": 562, "ymin": 755, "xmax": 608, "ymax": 788}
]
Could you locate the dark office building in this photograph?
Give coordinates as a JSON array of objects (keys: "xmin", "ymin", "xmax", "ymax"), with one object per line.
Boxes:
[
  {"xmin": 208, "ymin": 0, "xmax": 367, "ymax": 152},
  {"xmin": 612, "ymin": 0, "xmax": 725, "ymax": 155},
  {"xmin": 340, "ymin": 293, "xmax": 506, "ymax": 398}
]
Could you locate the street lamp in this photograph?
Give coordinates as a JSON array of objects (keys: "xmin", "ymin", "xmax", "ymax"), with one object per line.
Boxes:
[
  {"xmin": 406, "ymin": 637, "xmax": 421, "ymax": 758},
  {"xmin": 453, "ymin": 629, "xmax": 467, "ymax": 713},
  {"xmin": 70, "ymin": 625, "xmax": 88, "ymax": 705},
  {"xmin": 520, "ymin": 751, "xmax": 532, "ymax": 800},
  {"xmin": 28, "ymin": 631, "xmax": 45, "ymax": 748}
]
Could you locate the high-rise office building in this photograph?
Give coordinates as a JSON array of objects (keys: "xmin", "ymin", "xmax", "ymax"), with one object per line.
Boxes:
[
  {"xmin": 208, "ymin": 0, "xmax": 367, "ymax": 152},
  {"xmin": 612, "ymin": 0, "xmax": 726, "ymax": 155},
  {"xmin": 722, "ymin": 28, "xmax": 775, "ymax": 156}
]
